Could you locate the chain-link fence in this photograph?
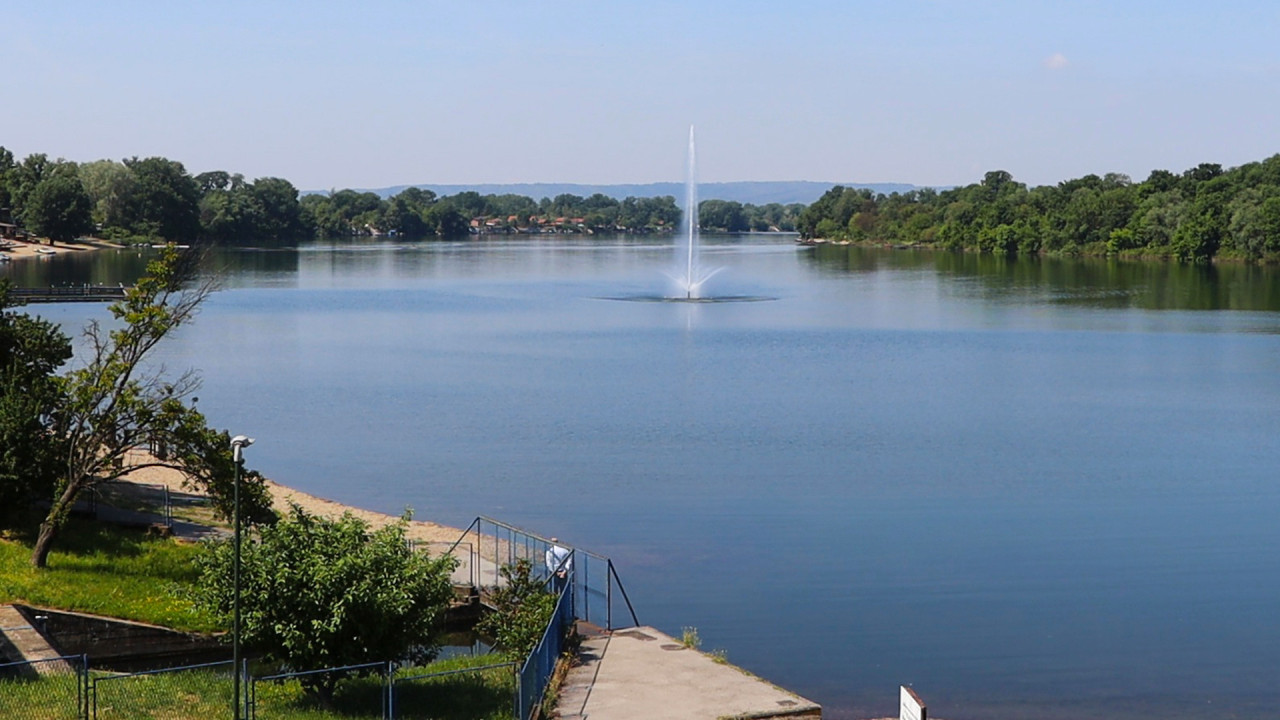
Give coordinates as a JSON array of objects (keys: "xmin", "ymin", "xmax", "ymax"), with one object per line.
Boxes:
[
  {"xmin": 91, "ymin": 659, "xmax": 234, "ymax": 719},
  {"xmin": 250, "ymin": 661, "xmax": 390, "ymax": 719},
  {"xmin": 392, "ymin": 662, "xmax": 516, "ymax": 720},
  {"xmin": 0, "ymin": 655, "xmax": 86, "ymax": 720}
]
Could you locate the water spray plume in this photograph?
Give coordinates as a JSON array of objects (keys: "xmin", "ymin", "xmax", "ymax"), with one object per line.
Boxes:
[{"xmin": 668, "ymin": 125, "xmax": 722, "ymax": 299}]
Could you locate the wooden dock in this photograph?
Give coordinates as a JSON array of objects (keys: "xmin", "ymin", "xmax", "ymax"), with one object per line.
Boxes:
[{"xmin": 7, "ymin": 285, "xmax": 129, "ymax": 303}]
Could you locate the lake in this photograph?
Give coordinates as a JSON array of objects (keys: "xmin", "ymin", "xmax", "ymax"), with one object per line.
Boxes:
[{"xmin": 8, "ymin": 236, "xmax": 1280, "ymax": 719}]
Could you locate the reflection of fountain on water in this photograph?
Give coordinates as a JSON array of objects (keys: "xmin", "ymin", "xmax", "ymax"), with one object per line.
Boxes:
[{"xmin": 667, "ymin": 126, "xmax": 722, "ymax": 300}]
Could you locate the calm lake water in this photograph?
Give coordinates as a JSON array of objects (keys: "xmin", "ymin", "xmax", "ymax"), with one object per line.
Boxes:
[{"xmin": 8, "ymin": 236, "xmax": 1280, "ymax": 719}]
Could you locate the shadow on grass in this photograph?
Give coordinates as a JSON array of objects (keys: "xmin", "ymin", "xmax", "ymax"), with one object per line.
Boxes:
[
  {"xmin": 254, "ymin": 663, "xmax": 515, "ymax": 720},
  {"xmin": 8, "ymin": 518, "xmax": 157, "ymax": 559}
]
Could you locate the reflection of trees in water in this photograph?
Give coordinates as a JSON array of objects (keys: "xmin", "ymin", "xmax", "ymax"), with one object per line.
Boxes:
[
  {"xmin": 805, "ymin": 245, "xmax": 1280, "ymax": 311},
  {"xmin": 3, "ymin": 247, "xmax": 303, "ymax": 288},
  {"xmin": 1, "ymin": 250, "xmax": 156, "ymax": 287}
]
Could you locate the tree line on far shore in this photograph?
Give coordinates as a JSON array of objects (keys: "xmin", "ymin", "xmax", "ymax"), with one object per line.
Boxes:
[
  {"xmin": 0, "ymin": 146, "xmax": 804, "ymax": 244},
  {"xmin": 796, "ymin": 154, "xmax": 1280, "ymax": 263}
]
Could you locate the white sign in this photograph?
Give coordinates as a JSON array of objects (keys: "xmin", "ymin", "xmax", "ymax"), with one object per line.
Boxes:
[{"xmin": 900, "ymin": 685, "xmax": 927, "ymax": 720}]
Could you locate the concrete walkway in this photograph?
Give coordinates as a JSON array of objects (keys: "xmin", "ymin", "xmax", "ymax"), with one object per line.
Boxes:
[
  {"xmin": 0, "ymin": 605, "xmax": 72, "ymax": 674},
  {"xmin": 556, "ymin": 624, "xmax": 821, "ymax": 720}
]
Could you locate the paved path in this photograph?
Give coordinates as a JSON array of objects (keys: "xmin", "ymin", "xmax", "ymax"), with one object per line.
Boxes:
[
  {"xmin": 556, "ymin": 624, "xmax": 821, "ymax": 720},
  {"xmin": 0, "ymin": 605, "xmax": 72, "ymax": 674}
]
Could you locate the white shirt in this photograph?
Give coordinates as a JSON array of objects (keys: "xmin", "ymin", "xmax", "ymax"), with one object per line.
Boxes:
[{"xmin": 546, "ymin": 544, "xmax": 572, "ymax": 574}]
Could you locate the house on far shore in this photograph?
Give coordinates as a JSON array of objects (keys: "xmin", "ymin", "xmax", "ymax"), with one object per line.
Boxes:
[{"xmin": 0, "ymin": 222, "xmax": 22, "ymax": 240}]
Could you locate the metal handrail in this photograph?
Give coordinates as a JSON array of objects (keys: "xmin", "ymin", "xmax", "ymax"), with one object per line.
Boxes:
[
  {"xmin": 472, "ymin": 515, "xmax": 614, "ymax": 564},
  {"xmin": 445, "ymin": 517, "xmax": 482, "ymax": 556},
  {"xmin": 449, "ymin": 516, "xmax": 639, "ymax": 629},
  {"xmin": 608, "ymin": 559, "xmax": 640, "ymax": 628}
]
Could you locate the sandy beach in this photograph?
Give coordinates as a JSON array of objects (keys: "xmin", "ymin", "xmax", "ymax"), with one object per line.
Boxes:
[
  {"xmin": 117, "ymin": 448, "xmax": 466, "ymax": 546},
  {"xmin": 0, "ymin": 237, "xmax": 123, "ymax": 261}
]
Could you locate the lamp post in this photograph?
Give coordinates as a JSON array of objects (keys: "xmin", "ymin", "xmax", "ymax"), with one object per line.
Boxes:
[{"xmin": 230, "ymin": 435, "xmax": 254, "ymax": 720}]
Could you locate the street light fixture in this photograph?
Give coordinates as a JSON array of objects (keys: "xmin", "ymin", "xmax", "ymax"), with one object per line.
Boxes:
[{"xmin": 230, "ymin": 435, "xmax": 254, "ymax": 720}]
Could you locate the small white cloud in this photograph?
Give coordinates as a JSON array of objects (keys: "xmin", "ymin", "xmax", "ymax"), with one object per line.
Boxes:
[{"xmin": 1045, "ymin": 53, "xmax": 1069, "ymax": 70}]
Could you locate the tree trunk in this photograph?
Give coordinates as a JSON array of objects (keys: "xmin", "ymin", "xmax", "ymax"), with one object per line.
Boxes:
[
  {"xmin": 31, "ymin": 519, "xmax": 59, "ymax": 568},
  {"xmin": 30, "ymin": 483, "xmax": 81, "ymax": 568}
]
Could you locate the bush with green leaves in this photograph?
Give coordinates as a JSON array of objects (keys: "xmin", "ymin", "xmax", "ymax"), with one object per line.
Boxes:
[
  {"xmin": 193, "ymin": 503, "xmax": 457, "ymax": 704},
  {"xmin": 476, "ymin": 558, "xmax": 557, "ymax": 659}
]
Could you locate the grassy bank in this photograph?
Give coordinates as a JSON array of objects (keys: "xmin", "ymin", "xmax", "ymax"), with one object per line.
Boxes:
[
  {"xmin": 0, "ymin": 654, "xmax": 515, "ymax": 720},
  {"xmin": 0, "ymin": 519, "xmax": 216, "ymax": 632}
]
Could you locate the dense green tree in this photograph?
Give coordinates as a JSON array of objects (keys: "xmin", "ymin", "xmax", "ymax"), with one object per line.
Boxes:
[
  {"xmin": 698, "ymin": 199, "xmax": 749, "ymax": 232},
  {"xmin": 0, "ymin": 283, "xmax": 73, "ymax": 529},
  {"xmin": 423, "ymin": 202, "xmax": 468, "ymax": 237},
  {"xmin": 24, "ymin": 174, "xmax": 94, "ymax": 242},
  {"xmin": 379, "ymin": 187, "xmax": 440, "ymax": 236},
  {"xmin": 9, "ymin": 153, "xmax": 53, "ymax": 218},
  {"xmin": 448, "ymin": 190, "xmax": 488, "ymax": 219},
  {"xmin": 795, "ymin": 154, "xmax": 1280, "ymax": 263},
  {"xmin": 196, "ymin": 172, "xmax": 310, "ymax": 243},
  {"xmin": 193, "ymin": 504, "xmax": 457, "ymax": 704},
  {"xmin": 78, "ymin": 160, "xmax": 138, "ymax": 231},
  {"xmin": 304, "ymin": 189, "xmax": 383, "ymax": 235},
  {"xmin": 0, "ymin": 147, "xmax": 16, "ymax": 216},
  {"xmin": 123, "ymin": 156, "xmax": 201, "ymax": 240},
  {"xmin": 249, "ymin": 177, "xmax": 307, "ymax": 240},
  {"xmin": 198, "ymin": 185, "xmax": 261, "ymax": 241},
  {"xmin": 485, "ymin": 193, "xmax": 538, "ymax": 221},
  {"xmin": 194, "ymin": 170, "xmax": 244, "ymax": 194}
]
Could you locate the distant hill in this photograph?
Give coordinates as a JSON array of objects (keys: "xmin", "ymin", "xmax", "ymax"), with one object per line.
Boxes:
[{"xmin": 307, "ymin": 181, "xmax": 922, "ymax": 206}]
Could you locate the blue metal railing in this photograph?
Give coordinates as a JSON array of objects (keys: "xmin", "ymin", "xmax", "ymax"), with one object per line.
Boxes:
[
  {"xmin": 516, "ymin": 573, "xmax": 574, "ymax": 719},
  {"xmin": 448, "ymin": 516, "xmax": 640, "ymax": 719},
  {"xmin": 448, "ymin": 516, "xmax": 639, "ymax": 630}
]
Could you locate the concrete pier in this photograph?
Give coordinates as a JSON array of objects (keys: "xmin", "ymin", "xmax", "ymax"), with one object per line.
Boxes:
[{"xmin": 556, "ymin": 624, "xmax": 821, "ymax": 720}]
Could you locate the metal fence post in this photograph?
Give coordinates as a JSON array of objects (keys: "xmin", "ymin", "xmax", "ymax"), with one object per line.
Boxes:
[
  {"xmin": 582, "ymin": 553, "xmax": 589, "ymax": 624},
  {"xmin": 385, "ymin": 661, "xmax": 393, "ymax": 720},
  {"xmin": 515, "ymin": 668, "xmax": 525, "ymax": 720},
  {"xmin": 81, "ymin": 654, "xmax": 89, "ymax": 720}
]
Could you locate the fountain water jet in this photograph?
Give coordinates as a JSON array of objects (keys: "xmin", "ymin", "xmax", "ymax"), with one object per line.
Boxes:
[
  {"xmin": 668, "ymin": 126, "xmax": 722, "ymax": 299},
  {"xmin": 601, "ymin": 128, "xmax": 774, "ymax": 304}
]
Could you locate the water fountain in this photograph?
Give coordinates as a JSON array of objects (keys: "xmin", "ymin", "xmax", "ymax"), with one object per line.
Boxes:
[
  {"xmin": 669, "ymin": 126, "xmax": 722, "ymax": 299},
  {"xmin": 606, "ymin": 127, "xmax": 772, "ymax": 304}
]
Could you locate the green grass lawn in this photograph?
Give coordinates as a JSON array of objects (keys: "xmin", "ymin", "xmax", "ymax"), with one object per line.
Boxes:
[
  {"xmin": 0, "ymin": 654, "xmax": 514, "ymax": 720},
  {"xmin": 0, "ymin": 518, "xmax": 217, "ymax": 632},
  {"xmin": 252, "ymin": 655, "xmax": 517, "ymax": 719},
  {"xmin": 0, "ymin": 664, "xmax": 83, "ymax": 720}
]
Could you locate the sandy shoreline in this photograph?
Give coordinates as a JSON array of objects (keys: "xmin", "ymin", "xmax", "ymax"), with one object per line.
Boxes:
[
  {"xmin": 1, "ymin": 237, "xmax": 123, "ymax": 261},
  {"xmin": 118, "ymin": 450, "xmax": 466, "ymax": 546}
]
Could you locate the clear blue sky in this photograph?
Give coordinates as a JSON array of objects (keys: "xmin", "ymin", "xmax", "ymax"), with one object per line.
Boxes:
[{"xmin": 5, "ymin": 1, "xmax": 1279, "ymax": 190}]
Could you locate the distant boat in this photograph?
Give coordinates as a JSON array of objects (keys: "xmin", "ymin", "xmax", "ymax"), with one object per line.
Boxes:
[
  {"xmin": 35, "ymin": 247, "xmax": 57, "ymax": 255},
  {"xmin": 0, "ymin": 253, "xmax": 11, "ymax": 262}
]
